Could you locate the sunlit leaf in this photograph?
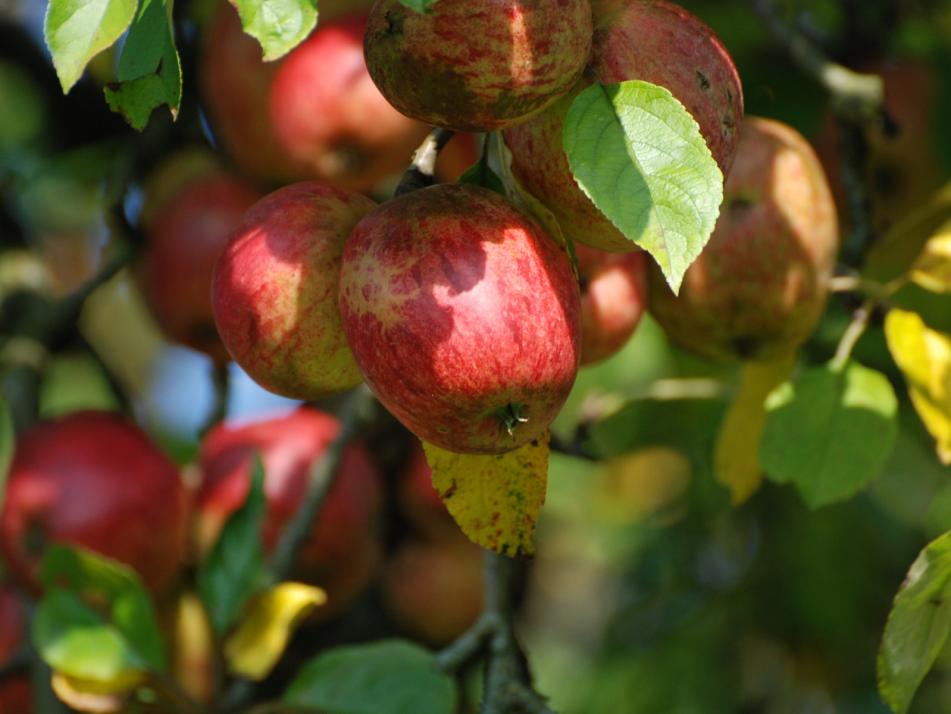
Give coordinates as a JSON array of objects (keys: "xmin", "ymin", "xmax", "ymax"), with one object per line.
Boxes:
[
  {"xmin": 563, "ymin": 80, "xmax": 723, "ymax": 292},
  {"xmin": 225, "ymin": 582, "xmax": 326, "ymax": 681},
  {"xmin": 714, "ymin": 356, "xmax": 797, "ymax": 505},
  {"xmin": 885, "ymin": 309, "xmax": 951, "ymax": 464},
  {"xmin": 50, "ymin": 673, "xmax": 130, "ymax": 713},
  {"xmin": 909, "ymin": 222, "xmax": 951, "ymax": 293},
  {"xmin": 422, "ymin": 436, "xmax": 549, "ymax": 557},
  {"xmin": 284, "ymin": 640, "xmax": 456, "ymax": 714},
  {"xmin": 878, "ymin": 529, "xmax": 951, "ymax": 714},
  {"xmin": 233, "ymin": 0, "xmax": 318, "ymax": 61}
]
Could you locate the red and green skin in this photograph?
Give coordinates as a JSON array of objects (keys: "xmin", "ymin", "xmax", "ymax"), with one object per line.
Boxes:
[
  {"xmin": 363, "ymin": 0, "xmax": 593, "ymax": 132},
  {"xmin": 0, "ymin": 412, "xmax": 189, "ymax": 596},
  {"xmin": 504, "ymin": 0, "xmax": 744, "ymax": 252},
  {"xmin": 212, "ymin": 182, "xmax": 376, "ymax": 400},
  {"xmin": 648, "ymin": 117, "xmax": 839, "ymax": 362},
  {"xmin": 196, "ymin": 408, "xmax": 383, "ymax": 618},
  {"xmin": 145, "ymin": 171, "xmax": 259, "ymax": 362},
  {"xmin": 269, "ymin": 12, "xmax": 431, "ymax": 193},
  {"xmin": 339, "ymin": 183, "xmax": 581, "ymax": 455},
  {"xmin": 576, "ymin": 244, "xmax": 648, "ymax": 365}
]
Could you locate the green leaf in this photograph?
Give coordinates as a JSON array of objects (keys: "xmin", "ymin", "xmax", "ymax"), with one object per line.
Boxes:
[
  {"xmin": 44, "ymin": 0, "xmax": 137, "ymax": 92},
  {"xmin": 103, "ymin": 0, "xmax": 181, "ymax": 131},
  {"xmin": 760, "ymin": 361, "xmax": 899, "ymax": 508},
  {"xmin": 878, "ymin": 530, "xmax": 951, "ymax": 714},
  {"xmin": 0, "ymin": 396, "xmax": 13, "ymax": 510},
  {"xmin": 233, "ymin": 0, "xmax": 319, "ymax": 61},
  {"xmin": 283, "ymin": 640, "xmax": 457, "ymax": 714},
  {"xmin": 33, "ymin": 545, "xmax": 165, "ymax": 683},
  {"xmin": 459, "ymin": 156, "xmax": 505, "ymax": 196},
  {"xmin": 198, "ymin": 455, "xmax": 268, "ymax": 634},
  {"xmin": 397, "ymin": 0, "xmax": 440, "ymax": 12},
  {"xmin": 563, "ymin": 81, "xmax": 723, "ymax": 293}
]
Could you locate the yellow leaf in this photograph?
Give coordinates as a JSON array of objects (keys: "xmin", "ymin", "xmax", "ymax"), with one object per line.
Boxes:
[
  {"xmin": 423, "ymin": 435, "xmax": 550, "ymax": 557},
  {"xmin": 715, "ymin": 355, "xmax": 797, "ymax": 504},
  {"xmin": 910, "ymin": 221, "xmax": 951, "ymax": 294},
  {"xmin": 224, "ymin": 582, "xmax": 327, "ymax": 681},
  {"xmin": 885, "ymin": 309, "xmax": 951, "ymax": 464},
  {"xmin": 50, "ymin": 673, "xmax": 135, "ymax": 713},
  {"xmin": 171, "ymin": 592, "xmax": 216, "ymax": 704}
]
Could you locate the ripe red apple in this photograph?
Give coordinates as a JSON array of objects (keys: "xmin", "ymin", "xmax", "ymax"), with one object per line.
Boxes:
[
  {"xmin": 0, "ymin": 411, "xmax": 189, "ymax": 595},
  {"xmin": 648, "ymin": 116, "xmax": 839, "ymax": 361},
  {"xmin": 363, "ymin": 0, "xmax": 593, "ymax": 132},
  {"xmin": 212, "ymin": 182, "xmax": 376, "ymax": 399},
  {"xmin": 196, "ymin": 408, "xmax": 383, "ymax": 616},
  {"xmin": 143, "ymin": 169, "xmax": 260, "ymax": 361},
  {"xmin": 576, "ymin": 244, "xmax": 648, "ymax": 365},
  {"xmin": 339, "ymin": 183, "xmax": 581, "ymax": 454},
  {"xmin": 504, "ymin": 0, "xmax": 743, "ymax": 252},
  {"xmin": 0, "ymin": 585, "xmax": 30, "ymax": 713},
  {"xmin": 382, "ymin": 537, "xmax": 484, "ymax": 646},
  {"xmin": 268, "ymin": 12, "xmax": 431, "ymax": 192}
]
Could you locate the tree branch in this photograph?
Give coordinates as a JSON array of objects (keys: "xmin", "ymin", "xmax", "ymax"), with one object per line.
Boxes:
[{"xmin": 395, "ymin": 128, "xmax": 456, "ymax": 196}]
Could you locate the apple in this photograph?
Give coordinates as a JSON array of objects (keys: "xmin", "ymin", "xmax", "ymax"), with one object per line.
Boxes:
[
  {"xmin": 0, "ymin": 411, "xmax": 189, "ymax": 595},
  {"xmin": 0, "ymin": 585, "xmax": 30, "ymax": 714},
  {"xmin": 363, "ymin": 0, "xmax": 593, "ymax": 132},
  {"xmin": 195, "ymin": 407, "xmax": 383, "ymax": 616},
  {"xmin": 212, "ymin": 182, "xmax": 376, "ymax": 400},
  {"xmin": 382, "ymin": 536, "xmax": 484, "ymax": 646},
  {"xmin": 648, "ymin": 116, "xmax": 839, "ymax": 361},
  {"xmin": 268, "ymin": 12, "xmax": 431, "ymax": 193},
  {"xmin": 504, "ymin": 0, "xmax": 744, "ymax": 252},
  {"xmin": 339, "ymin": 183, "xmax": 581, "ymax": 454},
  {"xmin": 143, "ymin": 169, "xmax": 260, "ymax": 361},
  {"xmin": 398, "ymin": 441, "xmax": 458, "ymax": 539},
  {"xmin": 576, "ymin": 244, "xmax": 648, "ymax": 365}
]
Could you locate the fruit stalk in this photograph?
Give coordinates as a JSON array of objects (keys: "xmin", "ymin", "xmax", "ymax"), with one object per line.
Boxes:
[{"xmin": 394, "ymin": 127, "xmax": 456, "ymax": 196}]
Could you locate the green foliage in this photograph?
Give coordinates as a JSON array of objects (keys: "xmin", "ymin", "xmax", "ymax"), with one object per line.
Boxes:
[
  {"xmin": 198, "ymin": 455, "xmax": 268, "ymax": 634},
  {"xmin": 397, "ymin": 0, "xmax": 441, "ymax": 12},
  {"xmin": 283, "ymin": 640, "xmax": 457, "ymax": 714},
  {"xmin": 103, "ymin": 0, "xmax": 181, "ymax": 131},
  {"xmin": 233, "ymin": 0, "xmax": 318, "ymax": 61},
  {"xmin": 0, "ymin": 396, "xmax": 12, "ymax": 510},
  {"xmin": 44, "ymin": 0, "xmax": 137, "ymax": 92},
  {"xmin": 563, "ymin": 81, "xmax": 723, "ymax": 293},
  {"xmin": 33, "ymin": 545, "xmax": 165, "ymax": 683},
  {"xmin": 459, "ymin": 155, "xmax": 505, "ymax": 196},
  {"xmin": 878, "ymin": 529, "xmax": 951, "ymax": 714},
  {"xmin": 760, "ymin": 361, "xmax": 899, "ymax": 508}
]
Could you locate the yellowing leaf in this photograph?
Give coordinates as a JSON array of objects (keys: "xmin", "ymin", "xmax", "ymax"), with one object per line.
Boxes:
[
  {"xmin": 224, "ymin": 582, "xmax": 327, "ymax": 681},
  {"xmin": 422, "ymin": 436, "xmax": 550, "ymax": 557},
  {"xmin": 715, "ymin": 356, "xmax": 797, "ymax": 504},
  {"xmin": 50, "ymin": 673, "xmax": 131, "ymax": 713},
  {"xmin": 910, "ymin": 221, "xmax": 951, "ymax": 294},
  {"xmin": 171, "ymin": 592, "xmax": 216, "ymax": 704},
  {"xmin": 886, "ymin": 309, "xmax": 951, "ymax": 464},
  {"xmin": 597, "ymin": 446, "xmax": 691, "ymax": 524}
]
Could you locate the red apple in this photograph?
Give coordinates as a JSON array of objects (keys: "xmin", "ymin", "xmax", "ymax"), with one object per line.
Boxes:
[
  {"xmin": 339, "ymin": 183, "xmax": 581, "ymax": 454},
  {"xmin": 363, "ymin": 0, "xmax": 593, "ymax": 132},
  {"xmin": 504, "ymin": 0, "xmax": 743, "ymax": 252},
  {"xmin": 269, "ymin": 12, "xmax": 430, "ymax": 193},
  {"xmin": 576, "ymin": 244, "xmax": 648, "ymax": 365},
  {"xmin": 143, "ymin": 169, "xmax": 260, "ymax": 361},
  {"xmin": 212, "ymin": 182, "xmax": 376, "ymax": 399},
  {"xmin": 0, "ymin": 585, "xmax": 30, "ymax": 714},
  {"xmin": 648, "ymin": 116, "xmax": 839, "ymax": 361},
  {"xmin": 398, "ymin": 441, "xmax": 456, "ymax": 539},
  {"xmin": 382, "ymin": 537, "xmax": 484, "ymax": 646},
  {"xmin": 0, "ymin": 411, "xmax": 189, "ymax": 595},
  {"xmin": 196, "ymin": 408, "xmax": 383, "ymax": 616}
]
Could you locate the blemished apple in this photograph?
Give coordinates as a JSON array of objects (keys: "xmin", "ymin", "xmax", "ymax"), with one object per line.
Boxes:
[
  {"xmin": 576, "ymin": 244, "xmax": 648, "ymax": 365},
  {"xmin": 504, "ymin": 0, "xmax": 743, "ymax": 252},
  {"xmin": 382, "ymin": 536, "xmax": 484, "ymax": 646},
  {"xmin": 363, "ymin": 0, "xmax": 593, "ymax": 132},
  {"xmin": 0, "ymin": 585, "xmax": 31, "ymax": 713},
  {"xmin": 269, "ymin": 12, "xmax": 431, "ymax": 193},
  {"xmin": 0, "ymin": 411, "xmax": 189, "ymax": 596},
  {"xmin": 196, "ymin": 408, "xmax": 383, "ymax": 616},
  {"xmin": 339, "ymin": 183, "xmax": 581, "ymax": 454},
  {"xmin": 143, "ymin": 169, "xmax": 259, "ymax": 362},
  {"xmin": 212, "ymin": 182, "xmax": 376, "ymax": 400},
  {"xmin": 648, "ymin": 116, "xmax": 839, "ymax": 361}
]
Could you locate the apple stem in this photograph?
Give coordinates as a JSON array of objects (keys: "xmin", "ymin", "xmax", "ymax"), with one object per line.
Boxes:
[{"xmin": 395, "ymin": 127, "xmax": 456, "ymax": 196}]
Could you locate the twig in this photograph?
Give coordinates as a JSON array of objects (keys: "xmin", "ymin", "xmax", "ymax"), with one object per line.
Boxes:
[
  {"xmin": 149, "ymin": 673, "xmax": 207, "ymax": 714},
  {"xmin": 199, "ymin": 362, "xmax": 230, "ymax": 438},
  {"xmin": 831, "ymin": 299, "xmax": 874, "ymax": 371},
  {"xmin": 435, "ymin": 612, "xmax": 499, "ymax": 673},
  {"xmin": 395, "ymin": 128, "xmax": 456, "ymax": 196}
]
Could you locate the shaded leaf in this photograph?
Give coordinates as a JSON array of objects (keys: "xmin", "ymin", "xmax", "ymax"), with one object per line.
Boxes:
[
  {"xmin": 398, "ymin": 0, "xmax": 440, "ymax": 12},
  {"xmin": 459, "ymin": 156, "xmax": 504, "ymax": 196},
  {"xmin": 563, "ymin": 81, "xmax": 723, "ymax": 293},
  {"xmin": 44, "ymin": 0, "xmax": 137, "ymax": 92},
  {"xmin": 885, "ymin": 309, "xmax": 951, "ymax": 464},
  {"xmin": 422, "ymin": 436, "xmax": 549, "ymax": 557},
  {"xmin": 197, "ymin": 456, "xmax": 267, "ymax": 634},
  {"xmin": 225, "ymin": 582, "xmax": 326, "ymax": 681},
  {"xmin": 233, "ymin": 0, "xmax": 318, "ymax": 61},
  {"xmin": 878, "ymin": 529, "xmax": 951, "ymax": 714},
  {"xmin": 284, "ymin": 640, "xmax": 456, "ymax": 714},
  {"xmin": 714, "ymin": 356, "xmax": 797, "ymax": 505},
  {"xmin": 760, "ymin": 361, "xmax": 899, "ymax": 508}
]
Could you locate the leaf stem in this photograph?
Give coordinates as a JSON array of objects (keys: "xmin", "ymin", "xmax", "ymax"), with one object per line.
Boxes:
[{"xmin": 831, "ymin": 299, "xmax": 875, "ymax": 372}]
